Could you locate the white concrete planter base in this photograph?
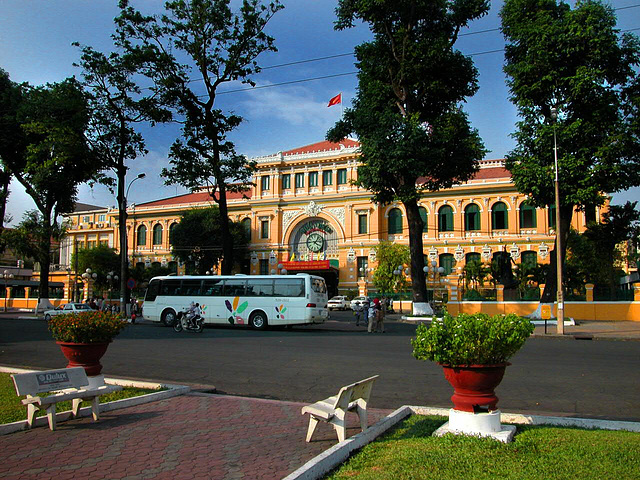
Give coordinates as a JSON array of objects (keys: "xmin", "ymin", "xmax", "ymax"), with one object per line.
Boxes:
[{"xmin": 433, "ymin": 409, "xmax": 516, "ymax": 443}]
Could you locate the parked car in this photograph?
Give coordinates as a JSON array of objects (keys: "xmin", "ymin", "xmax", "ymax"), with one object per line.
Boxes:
[
  {"xmin": 43, "ymin": 303, "xmax": 94, "ymax": 321},
  {"xmin": 350, "ymin": 296, "xmax": 371, "ymax": 310},
  {"xmin": 327, "ymin": 296, "xmax": 350, "ymax": 310}
]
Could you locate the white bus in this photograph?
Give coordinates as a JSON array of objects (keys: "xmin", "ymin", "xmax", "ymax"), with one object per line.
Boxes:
[{"xmin": 141, "ymin": 273, "xmax": 329, "ymax": 329}]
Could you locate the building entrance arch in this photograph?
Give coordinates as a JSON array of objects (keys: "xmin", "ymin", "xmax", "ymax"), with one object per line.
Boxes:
[{"xmin": 283, "ymin": 217, "xmax": 340, "ymax": 298}]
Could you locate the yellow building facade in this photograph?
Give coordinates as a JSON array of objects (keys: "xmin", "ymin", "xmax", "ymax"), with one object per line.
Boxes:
[{"xmin": 59, "ymin": 139, "xmax": 601, "ymax": 298}]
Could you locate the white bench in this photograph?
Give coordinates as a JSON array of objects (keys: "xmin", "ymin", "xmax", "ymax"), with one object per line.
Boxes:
[
  {"xmin": 301, "ymin": 375, "xmax": 379, "ymax": 443},
  {"xmin": 11, "ymin": 367, "xmax": 123, "ymax": 431}
]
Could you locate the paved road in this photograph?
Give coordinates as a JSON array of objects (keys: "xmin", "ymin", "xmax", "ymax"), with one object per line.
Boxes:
[{"xmin": 2, "ymin": 313, "xmax": 639, "ymax": 421}]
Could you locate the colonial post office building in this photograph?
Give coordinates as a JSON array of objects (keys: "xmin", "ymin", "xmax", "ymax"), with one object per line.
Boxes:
[{"xmin": 60, "ymin": 139, "xmax": 598, "ymax": 298}]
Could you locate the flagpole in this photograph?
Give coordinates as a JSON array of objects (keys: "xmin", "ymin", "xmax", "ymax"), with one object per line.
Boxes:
[{"xmin": 341, "ymin": 91, "xmax": 344, "ymax": 118}]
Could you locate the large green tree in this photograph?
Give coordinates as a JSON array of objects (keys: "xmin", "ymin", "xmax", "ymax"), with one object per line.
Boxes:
[
  {"xmin": 74, "ymin": 38, "xmax": 170, "ymax": 311},
  {"xmin": 327, "ymin": 0, "xmax": 487, "ymax": 311},
  {"xmin": 371, "ymin": 241, "xmax": 410, "ymax": 294},
  {"xmin": 500, "ymin": 0, "xmax": 640, "ymax": 303},
  {"xmin": 170, "ymin": 206, "xmax": 248, "ymax": 274},
  {"xmin": 72, "ymin": 244, "xmax": 121, "ymax": 293},
  {"xmin": 116, "ymin": 0, "xmax": 282, "ymax": 275},
  {"xmin": 0, "ymin": 69, "xmax": 22, "ymax": 231},
  {"xmin": 0, "ymin": 76, "xmax": 98, "ymax": 306}
]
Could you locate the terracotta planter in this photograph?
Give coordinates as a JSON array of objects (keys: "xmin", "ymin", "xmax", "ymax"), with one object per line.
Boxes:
[
  {"xmin": 441, "ymin": 363, "xmax": 509, "ymax": 413},
  {"xmin": 56, "ymin": 341, "xmax": 110, "ymax": 377}
]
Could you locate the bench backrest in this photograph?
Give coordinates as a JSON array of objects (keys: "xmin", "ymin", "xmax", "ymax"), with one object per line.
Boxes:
[
  {"xmin": 12, "ymin": 367, "xmax": 89, "ymax": 396},
  {"xmin": 333, "ymin": 375, "xmax": 379, "ymax": 411}
]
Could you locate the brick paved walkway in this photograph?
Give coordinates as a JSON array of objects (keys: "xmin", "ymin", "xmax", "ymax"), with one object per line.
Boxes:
[{"xmin": 0, "ymin": 393, "xmax": 391, "ymax": 480}]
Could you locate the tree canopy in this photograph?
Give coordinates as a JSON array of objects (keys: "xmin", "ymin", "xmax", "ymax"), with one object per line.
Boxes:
[
  {"xmin": 0, "ymin": 74, "xmax": 99, "ymax": 301},
  {"xmin": 115, "ymin": 0, "xmax": 282, "ymax": 274},
  {"xmin": 170, "ymin": 206, "xmax": 248, "ymax": 274},
  {"xmin": 74, "ymin": 36, "xmax": 171, "ymax": 309},
  {"xmin": 327, "ymin": 0, "xmax": 487, "ymax": 307},
  {"xmin": 371, "ymin": 241, "xmax": 410, "ymax": 294},
  {"xmin": 500, "ymin": 0, "xmax": 640, "ymax": 301}
]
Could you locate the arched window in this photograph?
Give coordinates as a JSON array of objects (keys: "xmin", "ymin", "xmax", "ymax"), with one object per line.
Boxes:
[
  {"xmin": 241, "ymin": 218, "xmax": 251, "ymax": 242},
  {"xmin": 418, "ymin": 206, "xmax": 428, "ymax": 233},
  {"xmin": 169, "ymin": 223, "xmax": 178, "ymax": 244},
  {"xmin": 438, "ymin": 205, "xmax": 454, "ymax": 232},
  {"xmin": 464, "ymin": 203, "xmax": 481, "ymax": 231},
  {"xmin": 137, "ymin": 225, "xmax": 147, "ymax": 247},
  {"xmin": 492, "ymin": 202, "xmax": 508, "ymax": 230},
  {"xmin": 388, "ymin": 208, "xmax": 403, "ymax": 234},
  {"xmin": 152, "ymin": 224, "xmax": 163, "ymax": 245},
  {"xmin": 548, "ymin": 204, "xmax": 556, "ymax": 229},
  {"xmin": 465, "ymin": 252, "xmax": 481, "ymax": 265},
  {"xmin": 521, "ymin": 251, "xmax": 537, "ymax": 269},
  {"xmin": 519, "ymin": 202, "xmax": 537, "ymax": 229},
  {"xmin": 440, "ymin": 253, "xmax": 455, "ymax": 275}
]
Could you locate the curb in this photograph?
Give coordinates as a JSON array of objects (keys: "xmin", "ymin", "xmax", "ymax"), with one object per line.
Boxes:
[
  {"xmin": 284, "ymin": 405, "xmax": 640, "ymax": 480},
  {"xmin": 0, "ymin": 366, "xmax": 190, "ymax": 435}
]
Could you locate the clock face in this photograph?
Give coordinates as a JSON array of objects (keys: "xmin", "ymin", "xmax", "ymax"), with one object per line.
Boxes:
[{"xmin": 306, "ymin": 232, "xmax": 325, "ymax": 252}]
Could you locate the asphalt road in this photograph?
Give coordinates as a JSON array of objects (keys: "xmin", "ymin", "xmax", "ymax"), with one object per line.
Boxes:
[{"xmin": 2, "ymin": 312, "xmax": 639, "ymax": 421}]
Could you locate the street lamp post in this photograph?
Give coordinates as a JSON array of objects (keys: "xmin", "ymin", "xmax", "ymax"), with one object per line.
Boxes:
[
  {"xmin": 2, "ymin": 270, "xmax": 14, "ymax": 312},
  {"xmin": 393, "ymin": 265, "xmax": 404, "ymax": 313},
  {"xmin": 106, "ymin": 271, "xmax": 119, "ymax": 311},
  {"xmin": 277, "ymin": 263, "xmax": 288, "ymax": 275},
  {"xmin": 81, "ymin": 268, "xmax": 97, "ymax": 303},
  {"xmin": 120, "ymin": 173, "xmax": 146, "ymax": 315},
  {"xmin": 551, "ymin": 107, "xmax": 564, "ymax": 334}
]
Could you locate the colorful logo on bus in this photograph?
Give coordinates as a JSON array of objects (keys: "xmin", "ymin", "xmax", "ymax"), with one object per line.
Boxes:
[
  {"xmin": 226, "ymin": 296, "xmax": 247, "ymax": 325},
  {"xmin": 275, "ymin": 304, "xmax": 287, "ymax": 320}
]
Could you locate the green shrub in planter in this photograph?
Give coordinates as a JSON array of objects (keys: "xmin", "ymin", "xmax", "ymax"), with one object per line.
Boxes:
[
  {"xmin": 48, "ymin": 311, "xmax": 128, "ymax": 343},
  {"xmin": 411, "ymin": 312, "xmax": 534, "ymax": 365}
]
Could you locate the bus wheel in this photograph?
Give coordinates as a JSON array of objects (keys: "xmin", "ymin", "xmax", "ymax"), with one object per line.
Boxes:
[
  {"xmin": 161, "ymin": 309, "xmax": 177, "ymax": 327},
  {"xmin": 249, "ymin": 311, "xmax": 268, "ymax": 330}
]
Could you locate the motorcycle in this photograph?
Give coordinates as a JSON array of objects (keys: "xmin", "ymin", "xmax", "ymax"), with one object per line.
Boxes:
[{"xmin": 174, "ymin": 307, "xmax": 205, "ymax": 333}]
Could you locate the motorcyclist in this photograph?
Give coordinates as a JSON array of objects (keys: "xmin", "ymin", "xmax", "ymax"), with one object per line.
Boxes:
[{"xmin": 186, "ymin": 302, "xmax": 200, "ymax": 328}]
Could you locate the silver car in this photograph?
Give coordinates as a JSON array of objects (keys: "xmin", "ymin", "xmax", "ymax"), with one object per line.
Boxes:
[
  {"xmin": 350, "ymin": 296, "xmax": 371, "ymax": 310},
  {"xmin": 44, "ymin": 303, "xmax": 94, "ymax": 321},
  {"xmin": 327, "ymin": 296, "xmax": 349, "ymax": 310}
]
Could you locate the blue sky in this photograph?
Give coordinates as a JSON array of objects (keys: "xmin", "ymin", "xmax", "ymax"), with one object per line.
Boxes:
[{"xmin": 0, "ymin": 0, "xmax": 638, "ymax": 225}]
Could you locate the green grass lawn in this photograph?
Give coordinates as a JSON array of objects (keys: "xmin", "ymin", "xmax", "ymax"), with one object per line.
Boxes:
[
  {"xmin": 0, "ymin": 372, "xmax": 165, "ymax": 424},
  {"xmin": 325, "ymin": 415, "xmax": 640, "ymax": 480}
]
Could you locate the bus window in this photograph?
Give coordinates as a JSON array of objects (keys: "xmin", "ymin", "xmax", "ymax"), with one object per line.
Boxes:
[
  {"xmin": 246, "ymin": 279, "xmax": 274, "ymax": 297},
  {"xmin": 160, "ymin": 279, "xmax": 181, "ymax": 296},
  {"xmin": 223, "ymin": 279, "xmax": 246, "ymax": 296},
  {"xmin": 181, "ymin": 279, "xmax": 203, "ymax": 296},
  {"xmin": 274, "ymin": 278, "xmax": 305, "ymax": 297},
  {"xmin": 145, "ymin": 279, "xmax": 160, "ymax": 301},
  {"xmin": 203, "ymin": 279, "xmax": 224, "ymax": 296},
  {"xmin": 311, "ymin": 278, "xmax": 327, "ymax": 294}
]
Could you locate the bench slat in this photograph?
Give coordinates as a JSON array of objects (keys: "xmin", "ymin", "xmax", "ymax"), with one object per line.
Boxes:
[
  {"xmin": 22, "ymin": 385, "xmax": 122, "ymax": 406},
  {"xmin": 12, "ymin": 367, "xmax": 89, "ymax": 396}
]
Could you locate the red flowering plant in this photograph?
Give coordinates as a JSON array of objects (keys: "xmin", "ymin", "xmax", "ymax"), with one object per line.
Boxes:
[{"xmin": 48, "ymin": 311, "xmax": 128, "ymax": 343}]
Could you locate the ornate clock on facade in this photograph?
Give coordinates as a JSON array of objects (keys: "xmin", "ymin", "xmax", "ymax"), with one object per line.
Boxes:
[{"xmin": 306, "ymin": 232, "xmax": 325, "ymax": 252}]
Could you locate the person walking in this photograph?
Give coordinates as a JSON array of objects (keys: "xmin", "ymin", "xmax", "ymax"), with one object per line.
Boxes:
[
  {"xmin": 367, "ymin": 299, "xmax": 377, "ymax": 333},
  {"xmin": 354, "ymin": 303, "xmax": 362, "ymax": 326},
  {"xmin": 377, "ymin": 297, "xmax": 387, "ymax": 333}
]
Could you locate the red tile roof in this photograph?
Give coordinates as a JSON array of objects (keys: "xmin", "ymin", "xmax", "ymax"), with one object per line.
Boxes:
[
  {"xmin": 473, "ymin": 166, "xmax": 511, "ymax": 180},
  {"xmin": 282, "ymin": 138, "xmax": 360, "ymax": 156},
  {"xmin": 137, "ymin": 189, "xmax": 252, "ymax": 208}
]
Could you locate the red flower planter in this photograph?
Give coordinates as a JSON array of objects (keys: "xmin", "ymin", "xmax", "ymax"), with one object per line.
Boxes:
[
  {"xmin": 441, "ymin": 363, "xmax": 509, "ymax": 413},
  {"xmin": 57, "ymin": 342, "xmax": 110, "ymax": 377}
]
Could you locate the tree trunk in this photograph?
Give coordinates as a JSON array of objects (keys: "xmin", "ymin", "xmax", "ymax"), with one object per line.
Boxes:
[
  {"xmin": 38, "ymin": 212, "xmax": 52, "ymax": 300},
  {"xmin": 118, "ymin": 164, "xmax": 128, "ymax": 313},
  {"xmin": 0, "ymin": 169, "xmax": 11, "ymax": 229},
  {"xmin": 216, "ymin": 181, "xmax": 234, "ymax": 275},
  {"xmin": 540, "ymin": 205, "xmax": 573, "ymax": 303},
  {"xmin": 404, "ymin": 198, "xmax": 427, "ymax": 303}
]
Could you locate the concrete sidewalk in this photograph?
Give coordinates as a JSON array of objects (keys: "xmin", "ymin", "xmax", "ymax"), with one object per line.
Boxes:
[{"xmin": 0, "ymin": 393, "xmax": 392, "ymax": 480}]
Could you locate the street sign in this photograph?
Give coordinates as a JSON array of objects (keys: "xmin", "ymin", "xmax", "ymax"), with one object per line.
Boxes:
[
  {"xmin": 127, "ymin": 278, "xmax": 136, "ymax": 289},
  {"xmin": 541, "ymin": 304, "xmax": 551, "ymax": 319}
]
